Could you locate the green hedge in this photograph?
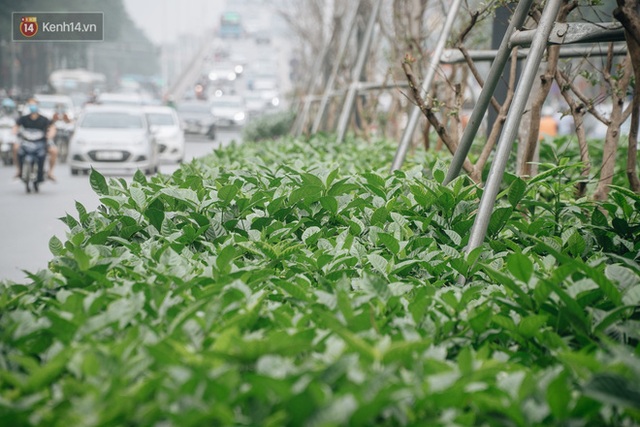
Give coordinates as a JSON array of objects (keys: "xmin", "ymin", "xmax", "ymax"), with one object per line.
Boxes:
[{"xmin": 1, "ymin": 134, "xmax": 639, "ymax": 426}]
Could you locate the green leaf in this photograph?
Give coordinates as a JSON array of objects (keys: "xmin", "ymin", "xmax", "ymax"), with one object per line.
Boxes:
[
  {"xmin": 133, "ymin": 169, "xmax": 147, "ymax": 184},
  {"xmin": 591, "ymin": 207, "xmax": 608, "ymax": 227},
  {"xmin": 507, "ymin": 253, "xmax": 533, "ymax": 283},
  {"xmin": 328, "ymin": 179, "xmax": 359, "ymax": 196},
  {"xmin": 145, "ymin": 208, "xmax": 165, "ymax": 232},
  {"xmin": 289, "ymin": 185, "xmax": 323, "ymax": 203},
  {"xmin": 368, "ymin": 253, "xmax": 389, "ymax": 276},
  {"xmin": 361, "ymin": 172, "xmax": 386, "ymax": 189},
  {"xmin": 378, "ymin": 233, "xmax": 400, "ymax": 255},
  {"xmin": 370, "ymin": 207, "xmax": 388, "ymax": 226},
  {"xmin": 382, "ymin": 339, "xmax": 432, "ymax": 363},
  {"xmin": 508, "ymin": 177, "xmax": 527, "ymax": 207},
  {"xmin": 518, "ymin": 315, "xmax": 547, "ymax": 338},
  {"xmin": 534, "ymin": 238, "xmax": 622, "ymax": 306},
  {"xmin": 217, "ymin": 244, "xmax": 236, "ymax": 273},
  {"xmin": 566, "ymin": 231, "xmax": 586, "ymax": 257},
  {"xmin": 22, "ymin": 349, "xmax": 72, "ymax": 393},
  {"xmin": 130, "ymin": 186, "xmax": 146, "ymax": 210},
  {"xmin": 320, "ymin": 196, "xmax": 338, "ymax": 215},
  {"xmin": 481, "ymin": 265, "xmax": 532, "ymax": 309},
  {"xmin": 487, "ymin": 207, "xmax": 513, "ymax": 237},
  {"xmin": 89, "ymin": 168, "xmax": 109, "ymax": 195},
  {"xmin": 583, "ymin": 373, "xmax": 640, "ymax": 410},
  {"xmin": 219, "ymin": 184, "xmax": 238, "ymax": 205},
  {"xmin": 547, "ymin": 370, "xmax": 571, "ymax": 419},
  {"xmin": 49, "ymin": 236, "xmax": 64, "ymax": 256},
  {"xmin": 432, "ymin": 159, "xmax": 447, "ymax": 184}
]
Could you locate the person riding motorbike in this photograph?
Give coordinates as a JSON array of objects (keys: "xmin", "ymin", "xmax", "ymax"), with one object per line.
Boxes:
[
  {"xmin": 52, "ymin": 103, "xmax": 72, "ymax": 123},
  {"xmin": 0, "ymin": 98, "xmax": 18, "ymax": 165},
  {"xmin": 12, "ymin": 98, "xmax": 58, "ymax": 182},
  {"xmin": 1, "ymin": 97, "xmax": 18, "ymax": 118}
]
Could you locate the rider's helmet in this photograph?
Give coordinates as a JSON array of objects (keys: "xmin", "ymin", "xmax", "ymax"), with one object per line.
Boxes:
[{"xmin": 1, "ymin": 98, "xmax": 16, "ymax": 115}]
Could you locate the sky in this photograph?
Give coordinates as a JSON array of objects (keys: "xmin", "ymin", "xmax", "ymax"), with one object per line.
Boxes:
[{"xmin": 122, "ymin": 0, "xmax": 227, "ymax": 45}]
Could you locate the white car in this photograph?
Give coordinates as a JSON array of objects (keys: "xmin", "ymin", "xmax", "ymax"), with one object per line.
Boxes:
[
  {"xmin": 68, "ymin": 105, "xmax": 159, "ymax": 175},
  {"xmin": 96, "ymin": 92, "xmax": 141, "ymax": 106},
  {"xmin": 32, "ymin": 94, "xmax": 75, "ymax": 121},
  {"xmin": 211, "ymin": 95, "xmax": 246, "ymax": 127},
  {"xmin": 144, "ymin": 105, "xmax": 185, "ymax": 164}
]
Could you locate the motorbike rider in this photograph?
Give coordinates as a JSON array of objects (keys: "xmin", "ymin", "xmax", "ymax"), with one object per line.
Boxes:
[
  {"xmin": 52, "ymin": 102, "xmax": 72, "ymax": 123},
  {"xmin": 1, "ymin": 98, "xmax": 18, "ymax": 119},
  {"xmin": 12, "ymin": 98, "xmax": 58, "ymax": 182}
]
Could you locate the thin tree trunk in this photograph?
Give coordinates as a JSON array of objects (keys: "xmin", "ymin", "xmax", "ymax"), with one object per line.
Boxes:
[
  {"xmin": 520, "ymin": 1, "xmax": 577, "ymax": 177},
  {"xmin": 594, "ymin": 56, "xmax": 633, "ymax": 201},
  {"xmin": 614, "ymin": 1, "xmax": 640, "ymax": 192},
  {"xmin": 519, "ymin": 44, "xmax": 562, "ymax": 177},
  {"xmin": 555, "ymin": 69, "xmax": 590, "ymax": 197}
]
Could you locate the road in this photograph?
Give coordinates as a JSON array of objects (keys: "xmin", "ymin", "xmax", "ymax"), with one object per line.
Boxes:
[{"xmin": 0, "ymin": 130, "xmax": 240, "ymax": 283}]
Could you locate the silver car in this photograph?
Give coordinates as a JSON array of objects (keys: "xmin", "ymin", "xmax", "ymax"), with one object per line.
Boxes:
[
  {"xmin": 211, "ymin": 95, "xmax": 246, "ymax": 127},
  {"xmin": 68, "ymin": 105, "xmax": 159, "ymax": 175}
]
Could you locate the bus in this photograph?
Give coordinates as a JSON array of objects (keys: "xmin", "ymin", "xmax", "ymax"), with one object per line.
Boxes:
[
  {"xmin": 48, "ymin": 68, "xmax": 107, "ymax": 107},
  {"xmin": 220, "ymin": 11, "xmax": 243, "ymax": 39}
]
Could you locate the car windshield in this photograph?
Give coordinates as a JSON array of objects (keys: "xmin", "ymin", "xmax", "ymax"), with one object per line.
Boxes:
[
  {"xmin": 80, "ymin": 112, "xmax": 144, "ymax": 129},
  {"xmin": 146, "ymin": 112, "xmax": 176, "ymax": 126},
  {"xmin": 178, "ymin": 104, "xmax": 209, "ymax": 114},
  {"xmin": 214, "ymin": 99, "xmax": 242, "ymax": 108},
  {"xmin": 38, "ymin": 100, "xmax": 70, "ymax": 109}
]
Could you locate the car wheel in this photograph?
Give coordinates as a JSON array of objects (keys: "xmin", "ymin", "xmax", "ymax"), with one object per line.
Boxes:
[{"xmin": 71, "ymin": 168, "xmax": 79, "ymax": 176}]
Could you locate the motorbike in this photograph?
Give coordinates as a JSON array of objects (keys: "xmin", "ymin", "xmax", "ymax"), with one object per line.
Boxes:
[
  {"xmin": 17, "ymin": 134, "xmax": 48, "ymax": 194},
  {"xmin": 0, "ymin": 115, "xmax": 14, "ymax": 166},
  {"xmin": 53, "ymin": 120, "xmax": 73, "ymax": 163}
]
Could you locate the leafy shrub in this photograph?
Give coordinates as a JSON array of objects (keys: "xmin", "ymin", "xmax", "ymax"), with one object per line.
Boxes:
[
  {"xmin": 1, "ymin": 134, "xmax": 639, "ymax": 426},
  {"xmin": 242, "ymin": 110, "xmax": 296, "ymax": 142}
]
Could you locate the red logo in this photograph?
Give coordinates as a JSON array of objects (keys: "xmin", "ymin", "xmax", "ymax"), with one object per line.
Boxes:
[{"xmin": 20, "ymin": 16, "xmax": 38, "ymax": 37}]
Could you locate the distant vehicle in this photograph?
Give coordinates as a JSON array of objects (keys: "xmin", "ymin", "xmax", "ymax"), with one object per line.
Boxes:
[
  {"xmin": 220, "ymin": 11, "xmax": 243, "ymax": 39},
  {"xmin": 211, "ymin": 95, "xmax": 246, "ymax": 127},
  {"xmin": 144, "ymin": 105, "xmax": 185, "ymax": 164},
  {"xmin": 48, "ymin": 68, "xmax": 106, "ymax": 96},
  {"xmin": 207, "ymin": 63, "xmax": 237, "ymax": 84},
  {"xmin": 254, "ymin": 29, "xmax": 271, "ymax": 45},
  {"xmin": 176, "ymin": 101, "xmax": 216, "ymax": 139},
  {"xmin": 96, "ymin": 92, "xmax": 145, "ymax": 106},
  {"xmin": 244, "ymin": 92, "xmax": 269, "ymax": 118},
  {"xmin": 31, "ymin": 94, "xmax": 75, "ymax": 121},
  {"xmin": 68, "ymin": 105, "xmax": 159, "ymax": 175}
]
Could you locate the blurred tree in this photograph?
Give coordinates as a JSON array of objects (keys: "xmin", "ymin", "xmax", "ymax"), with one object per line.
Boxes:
[{"xmin": 0, "ymin": 0, "xmax": 158, "ymax": 95}]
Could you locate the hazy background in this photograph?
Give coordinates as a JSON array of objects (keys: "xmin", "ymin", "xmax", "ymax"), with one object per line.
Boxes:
[{"xmin": 123, "ymin": 0, "xmax": 227, "ymax": 45}]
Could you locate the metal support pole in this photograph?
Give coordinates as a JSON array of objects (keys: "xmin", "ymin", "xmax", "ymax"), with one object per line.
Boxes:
[
  {"xmin": 390, "ymin": 0, "xmax": 464, "ymax": 172},
  {"xmin": 312, "ymin": 0, "xmax": 361, "ymax": 134},
  {"xmin": 440, "ymin": 43, "xmax": 628, "ymax": 63},
  {"xmin": 465, "ymin": 0, "xmax": 563, "ymax": 253},
  {"xmin": 443, "ymin": 0, "xmax": 534, "ymax": 185},
  {"xmin": 336, "ymin": 0, "xmax": 384, "ymax": 143}
]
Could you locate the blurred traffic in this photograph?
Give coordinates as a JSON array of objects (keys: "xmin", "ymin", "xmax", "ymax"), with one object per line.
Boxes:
[{"xmin": 0, "ymin": 1, "xmax": 292, "ymax": 179}]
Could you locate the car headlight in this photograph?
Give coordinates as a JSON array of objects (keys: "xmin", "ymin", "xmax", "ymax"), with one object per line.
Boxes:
[
  {"xmin": 234, "ymin": 65, "xmax": 244, "ymax": 74},
  {"xmin": 228, "ymin": 72, "xmax": 237, "ymax": 81},
  {"xmin": 234, "ymin": 112, "xmax": 245, "ymax": 122},
  {"xmin": 209, "ymin": 72, "xmax": 218, "ymax": 80}
]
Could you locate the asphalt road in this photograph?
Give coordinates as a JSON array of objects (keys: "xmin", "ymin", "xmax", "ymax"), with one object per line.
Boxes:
[{"xmin": 0, "ymin": 129, "xmax": 240, "ymax": 283}]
